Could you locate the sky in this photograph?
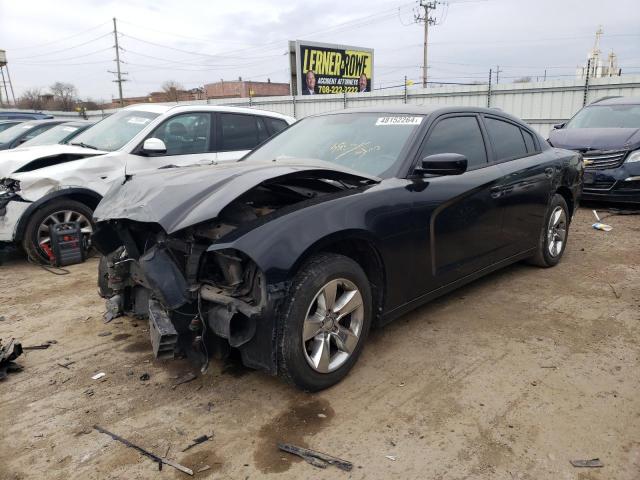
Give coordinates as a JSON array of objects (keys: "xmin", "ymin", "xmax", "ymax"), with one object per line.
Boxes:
[{"xmin": 0, "ymin": 0, "xmax": 639, "ymax": 102}]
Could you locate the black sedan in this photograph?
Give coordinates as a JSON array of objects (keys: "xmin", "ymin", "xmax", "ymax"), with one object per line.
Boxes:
[{"xmin": 92, "ymin": 106, "xmax": 582, "ymax": 391}]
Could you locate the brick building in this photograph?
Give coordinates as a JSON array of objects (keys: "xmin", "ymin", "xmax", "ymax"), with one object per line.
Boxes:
[{"xmin": 204, "ymin": 78, "xmax": 290, "ymax": 99}]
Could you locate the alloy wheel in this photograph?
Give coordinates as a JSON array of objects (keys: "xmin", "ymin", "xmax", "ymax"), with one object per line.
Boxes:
[
  {"xmin": 302, "ymin": 278, "xmax": 365, "ymax": 373},
  {"xmin": 546, "ymin": 206, "xmax": 566, "ymax": 258},
  {"xmin": 37, "ymin": 209, "xmax": 93, "ymax": 255}
]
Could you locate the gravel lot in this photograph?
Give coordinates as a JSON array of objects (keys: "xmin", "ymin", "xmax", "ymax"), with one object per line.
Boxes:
[{"xmin": 0, "ymin": 207, "xmax": 639, "ymax": 480}]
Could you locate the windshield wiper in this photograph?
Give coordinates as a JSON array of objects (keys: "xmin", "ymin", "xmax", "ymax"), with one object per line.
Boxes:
[{"xmin": 71, "ymin": 142, "xmax": 98, "ymax": 150}]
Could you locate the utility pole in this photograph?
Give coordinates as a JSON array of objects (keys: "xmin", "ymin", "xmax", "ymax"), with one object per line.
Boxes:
[
  {"xmin": 495, "ymin": 65, "xmax": 503, "ymax": 84},
  {"xmin": 109, "ymin": 17, "xmax": 127, "ymax": 107},
  {"xmin": 415, "ymin": 1, "xmax": 438, "ymax": 88}
]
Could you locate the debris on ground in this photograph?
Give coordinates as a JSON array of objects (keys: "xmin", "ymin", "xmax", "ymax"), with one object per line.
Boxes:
[
  {"xmin": 0, "ymin": 338, "xmax": 23, "ymax": 380},
  {"xmin": 278, "ymin": 443, "xmax": 353, "ymax": 471},
  {"xmin": 181, "ymin": 434, "xmax": 212, "ymax": 452},
  {"xmin": 23, "ymin": 340, "xmax": 57, "ymax": 350},
  {"xmin": 57, "ymin": 361, "xmax": 75, "ymax": 369},
  {"xmin": 94, "ymin": 425, "xmax": 193, "ymax": 475},
  {"xmin": 197, "ymin": 465, "xmax": 210, "ymax": 473},
  {"xmin": 385, "ymin": 455, "xmax": 397, "ymax": 461},
  {"xmin": 139, "ymin": 373, "xmax": 150, "ymax": 381},
  {"xmin": 97, "ymin": 332, "xmax": 112, "ymax": 337},
  {"xmin": 608, "ymin": 283, "xmax": 620, "ymax": 299},
  {"xmin": 91, "ymin": 372, "xmax": 106, "ymax": 380},
  {"xmin": 570, "ymin": 458, "xmax": 604, "ymax": 468},
  {"xmin": 171, "ymin": 372, "xmax": 197, "ymax": 389},
  {"xmin": 592, "ymin": 210, "xmax": 612, "ymax": 231}
]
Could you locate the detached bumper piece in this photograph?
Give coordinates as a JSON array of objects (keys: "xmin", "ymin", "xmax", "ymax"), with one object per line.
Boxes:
[{"xmin": 148, "ymin": 299, "xmax": 178, "ymax": 360}]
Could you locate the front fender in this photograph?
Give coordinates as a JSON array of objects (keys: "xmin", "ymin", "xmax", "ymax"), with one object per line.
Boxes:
[{"xmin": 207, "ymin": 195, "xmax": 380, "ymax": 284}]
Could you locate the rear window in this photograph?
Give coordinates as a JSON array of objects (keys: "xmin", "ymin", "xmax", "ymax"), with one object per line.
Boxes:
[
  {"xmin": 219, "ymin": 113, "xmax": 264, "ymax": 151},
  {"xmin": 485, "ymin": 117, "xmax": 527, "ymax": 161},
  {"xmin": 264, "ymin": 117, "xmax": 289, "ymax": 135}
]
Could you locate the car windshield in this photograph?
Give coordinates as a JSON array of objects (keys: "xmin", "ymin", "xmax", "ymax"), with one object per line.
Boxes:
[
  {"xmin": 70, "ymin": 110, "xmax": 160, "ymax": 151},
  {"xmin": 0, "ymin": 122, "xmax": 20, "ymax": 133},
  {"xmin": 21, "ymin": 124, "xmax": 83, "ymax": 147},
  {"xmin": 566, "ymin": 104, "xmax": 640, "ymax": 128},
  {"xmin": 0, "ymin": 122, "xmax": 35, "ymax": 144},
  {"xmin": 244, "ymin": 113, "xmax": 423, "ymax": 177}
]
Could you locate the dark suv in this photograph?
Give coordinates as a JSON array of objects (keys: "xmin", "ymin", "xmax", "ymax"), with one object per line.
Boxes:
[{"xmin": 548, "ymin": 96, "xmax": 640, "ymax": 203}]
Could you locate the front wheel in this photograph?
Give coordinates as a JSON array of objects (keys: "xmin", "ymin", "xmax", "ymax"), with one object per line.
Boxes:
[
  {"xmin": 277, "ymin": 253, "xmax": 372, "ymax": 391},
  {"xmin": 22, "ymin": 199, "xmax": 94, "ymax": 264},
  {"xmin": 528, "ymin": 193, "xmax": 569, "ymax": 267}
]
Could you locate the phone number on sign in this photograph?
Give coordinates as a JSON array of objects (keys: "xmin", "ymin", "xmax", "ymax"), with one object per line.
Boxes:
[{"xmin": 318, "ymin": 86, "xmax": 359, "ymax": 94}]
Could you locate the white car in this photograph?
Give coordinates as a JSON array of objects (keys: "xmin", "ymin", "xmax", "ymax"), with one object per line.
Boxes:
[{"xmin": 0, "ymin": 104, "xmax": 294, "ymax": 261}]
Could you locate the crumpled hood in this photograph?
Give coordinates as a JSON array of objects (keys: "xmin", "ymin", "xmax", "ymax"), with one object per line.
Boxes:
[
  {"xmin": 93, "ymin": 159, "xmax": 379, "ymax": 234},
  {"xmin": 0, "ymin": 144, "xmax": 108, "ymax": 177},
  {"xmin": 548, "ymin": 127, "xmax": 640, "ymax": 151}
]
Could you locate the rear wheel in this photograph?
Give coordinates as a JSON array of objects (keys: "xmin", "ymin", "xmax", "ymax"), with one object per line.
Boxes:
[
  {"xmin": 22, "ymin": 199, "xmax": 94, "ymax": 263},
  {"xmin": 528, "ymin": 193, "xmax": 569, "ymax": 267},
  {"xmin": 277, "ymin": 253, "xmax": 372, "ymax": 391}
]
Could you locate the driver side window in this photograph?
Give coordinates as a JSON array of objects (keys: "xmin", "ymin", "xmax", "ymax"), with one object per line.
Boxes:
[{"xmin": 148, "ymin": 113, "xmax": 212, "ymax": 156}]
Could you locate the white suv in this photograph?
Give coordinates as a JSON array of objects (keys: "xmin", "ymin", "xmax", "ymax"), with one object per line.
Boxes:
[{"xmin": 0, "ymin": 104, "xmax": 294, "ymax": 261}]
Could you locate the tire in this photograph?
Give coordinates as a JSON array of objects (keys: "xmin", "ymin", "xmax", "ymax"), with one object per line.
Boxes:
[
  {"xmin": 277, "ymin": 253, "xmax": 373, "ymax": 391},
  {"xmin": 22, "ymin": 199, "xmax": 95, "ymax": 264},
  {"xmin": 528, "ymin": 193, "xmax": 569, "ymax": 267}
]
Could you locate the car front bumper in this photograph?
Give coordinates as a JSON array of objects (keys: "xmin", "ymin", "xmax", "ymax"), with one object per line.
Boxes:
[
  {"xmin": 582, "ymin": 162, "xmax": 640, "ymax": 204},
  {"xmin": 0, "ymin": 198, "xmax": 29, "ymax": 243}
]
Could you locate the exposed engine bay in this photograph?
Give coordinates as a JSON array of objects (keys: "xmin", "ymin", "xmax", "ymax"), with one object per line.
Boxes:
[{"xmin": 93, "ymin": 170, "xmax": 374, "ymax": 372}]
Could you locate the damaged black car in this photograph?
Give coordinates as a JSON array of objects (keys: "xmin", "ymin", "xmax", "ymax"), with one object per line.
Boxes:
[{"xmin": 92, "ymin": 107, "xmax": 582, "ymax": 391}]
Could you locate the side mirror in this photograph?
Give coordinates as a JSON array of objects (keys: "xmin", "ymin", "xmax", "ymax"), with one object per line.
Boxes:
[
  {"xmin": 417, "ymin": 153, "xmax": 467, "ymax": 176},
  {"xmin": 141, "ymin": 138, "xmax": 167, "ymax": 156},
  {"xmin": 553, "ymin": 123, "xmax": 565, "ymax": 130}
]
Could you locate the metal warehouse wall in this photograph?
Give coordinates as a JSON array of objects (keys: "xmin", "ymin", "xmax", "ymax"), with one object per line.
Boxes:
[{"xmin": 8, "ymin": 75, "xmax": 640, "ymax": 137}]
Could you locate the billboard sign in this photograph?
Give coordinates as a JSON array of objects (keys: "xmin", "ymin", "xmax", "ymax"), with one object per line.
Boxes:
[{"xmin": 289, "ymin": 40, "xmax": 373, "ymax": 95}]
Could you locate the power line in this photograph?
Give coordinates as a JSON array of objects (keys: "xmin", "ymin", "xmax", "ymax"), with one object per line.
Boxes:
[
  {"xmin": 11, "ymin": 33, "xmax": 112, "ymax": 60},
  {"xmin": 8, "ymin": 22, "xmax": 110, "ymax": 51}
]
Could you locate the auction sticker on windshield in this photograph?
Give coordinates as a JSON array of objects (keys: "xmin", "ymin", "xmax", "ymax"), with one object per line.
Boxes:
[
  {"xmin": 376, "ymin": 116, "xmax": 423, "ymax": 126},
  {"xmin": 127, "ymin": 117, "xmax": 152, "ymax": 125}
]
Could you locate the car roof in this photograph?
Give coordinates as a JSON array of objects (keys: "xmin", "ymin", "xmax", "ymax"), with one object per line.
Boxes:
[
  {"xmin": 0, "ymin": 119, "xmax": 22, "ymax": 124},
  {"xmin": 59, "ymin": 120, "xmax": 95, "ymax": 127},
  {"xmin": 18, "ymin": 119, "xmax": 67, "ymax": 126},
  {"xmin": 123, "ymin": 103, "xmax": 294, "ymax": 122},
  {"xmin": 318, "ymin": 105, "xmax": 530, "ymax": 126},
  {"xmin": 590, "ymin": 96, "xmax": 640, "ymax": 106}
]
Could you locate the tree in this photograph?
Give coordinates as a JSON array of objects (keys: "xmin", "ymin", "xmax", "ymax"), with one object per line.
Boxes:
[
  {"xmin": 513, "ymin": 76, "xmax": 532, "ymax": 84},
  {"xmin": 49, "ymin": 81, "xmax": 77, "ymax": 111},
  {"xmin": 17, "ymin": 88, "xmax": 44, "ymax": 110},
  {"xmin": 161, "ymin": 80, "xmax": 185, "ymax": 102}
]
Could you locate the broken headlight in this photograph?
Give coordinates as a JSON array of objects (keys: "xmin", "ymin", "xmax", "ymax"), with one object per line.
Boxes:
[
  {"xmin": 0, "ymin": 179, "xmax": 22, "ymax": 215},
  {"xmin": 0, "ymin": 178, "xmax": 20, "ymax": 195}
]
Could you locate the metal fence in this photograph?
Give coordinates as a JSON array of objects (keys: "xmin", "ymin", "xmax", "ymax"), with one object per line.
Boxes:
[{"xmin": 5, "ymin": 74, "xmax": 640, "ymax": 137}]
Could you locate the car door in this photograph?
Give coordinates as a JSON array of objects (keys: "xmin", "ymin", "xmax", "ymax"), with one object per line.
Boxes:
[
  {"xmin": 125, "ymin": 112, "xmax": 216, "ymax": 172},
  {"xmin": 215, "ymin": 113, "xmax": 271, "ymax": 162},
  {"xmin": 408, "ymin": 114, "xmax": 509, "ymax": 294},
  {"xmin": 481, "ymin": 115, "xmax": 552, "ymax": 254}
]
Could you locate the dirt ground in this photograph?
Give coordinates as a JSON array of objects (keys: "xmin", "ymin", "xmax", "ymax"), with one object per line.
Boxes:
[{"xmin": 0, "ymin": 207, "xmax": 639, "ymax": 480}]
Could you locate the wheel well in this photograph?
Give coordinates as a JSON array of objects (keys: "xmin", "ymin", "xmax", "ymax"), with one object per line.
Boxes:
[
  {"xmin": 299, "ymin": 237, "xmax": 386, "ymax": 325},
  {"xmin": 556, "ymin": 186, "xmax": 574, "ymax": 218},
  {"xmin": 15, "ymin": 190, "xmax": 102, "ymax": 242}
]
